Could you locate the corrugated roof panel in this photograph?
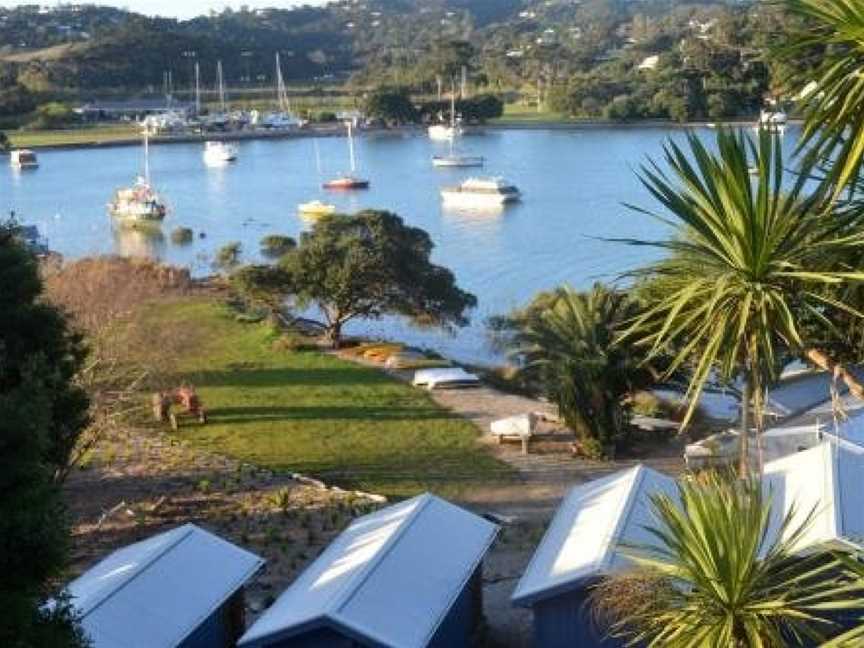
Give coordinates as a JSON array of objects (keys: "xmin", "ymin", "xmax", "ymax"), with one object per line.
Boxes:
[
  {"xmin": 239, "ymin": 494, "xmax": 497, "ymax": 648},
  {"xmin": 67, "ymin": 525, "xmax": 264, "ymax": 648},
  {"xmin": 512, "ymin": 466, "xmax": 675, "ymax": 606}
]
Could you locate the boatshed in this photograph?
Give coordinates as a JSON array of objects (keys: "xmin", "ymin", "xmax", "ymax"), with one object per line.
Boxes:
[
  {"xmin": 64, "ymin": 523, "xmax": 264, "ymax": 648},
  {"xmin": 763, "ymin": 439, "xmax": 864, "ymax": 551},
  {"xmin": 239, "ymin": 493, "xmax": 498, "ymax": 648},
  {"xmin": 512, "ymin": 466, "xmax": 676, "ymax": 648}
]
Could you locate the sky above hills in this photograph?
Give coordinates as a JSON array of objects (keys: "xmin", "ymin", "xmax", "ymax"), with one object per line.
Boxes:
[{"xmin": 1, "ymin": 1, "xmax": 325, "ymax": 18}]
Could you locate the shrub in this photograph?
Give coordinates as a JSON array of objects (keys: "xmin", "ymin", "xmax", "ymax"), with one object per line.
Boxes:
[{"xmin": 170, "ymin": 227, "xmax": 194, "ymax": 245}]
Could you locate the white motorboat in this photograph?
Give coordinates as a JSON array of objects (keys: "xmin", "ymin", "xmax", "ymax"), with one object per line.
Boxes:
[
  {"xmin": 203, "ymin": 141, "xmax": 238, "ymax": 165},
  {"xmin": 755, "ymin": 109, "xmax": 787, "ymax": 134},
  {"xmin": 10, "ymin": 149, "xmax": 38, "ymax": 169},
  {"xmin": 440, "ymin": 177, "xmax": 521, "ymax": 208},
  {"xmin": 108, "ymin": 134, "xmax": 167, "ymax": 225}
]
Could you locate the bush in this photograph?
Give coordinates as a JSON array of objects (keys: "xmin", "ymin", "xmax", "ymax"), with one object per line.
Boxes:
[
  {"xmin": 170, "ymin": 227, "xmax": 194, "ymax": 245},
  {"xmin": 30, "ymin": 102, "xmax": 79, "ymax": 130},
  {"xmin": 214, "ymin": 241, "xmax": 242, "ymax": 272},
  {"xmin": 260, "ymin": 234, "xmax": 296, "ymax": 259},
  {"xmin": 316, "ymin": 111, "xmax": 338, "ymax": 122}
]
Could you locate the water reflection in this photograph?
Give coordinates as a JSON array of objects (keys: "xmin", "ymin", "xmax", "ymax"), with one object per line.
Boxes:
[{"xmin": 112, "ymin": 225, "xmax": 166, "ymax": 259}]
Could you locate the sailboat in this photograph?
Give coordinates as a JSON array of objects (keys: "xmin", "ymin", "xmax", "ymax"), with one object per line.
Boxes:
[
  {"xmin": 428, "ymin": 88, "xmax": 464, "ymax": 141},
  {"xmin": 300, "ymin": 139, "xmax": 337, "ymax": 216},
  {"xmin": 432, "ymin": 91, "xmax": 483, "ymax": 168},
  {"xmin": 323, "ymin": 121, "xmax": 370, "ymax": 190},
  {"xmin": 108, "ymin": 134, "xmax": 167, "ymax": 225},
  {"xmin": 262, "ymin": 53, "xmax": 303, "ymax": 130}
]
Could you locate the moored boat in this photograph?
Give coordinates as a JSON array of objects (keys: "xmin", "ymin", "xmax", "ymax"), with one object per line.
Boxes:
[
  {"xmin": 440, "ymin": 177, "xmax": 521, "ymax": 208},
  {"xmin": 428, "ymin": 123, "xmax": 462, "ymax": 141},
  {"xmin": 203, "ymin": 141, "xmax": 238, "ymax": 165},
  {"xmin": 108, "ymin": 134, "xmax": 167, "ymax": 226},
  {"xmin": 432, "ymin": 154, "xmax": 484, "ymax": 168},
  {"xmin": 298, "ymin": 200, "xmax": 336, "ymax": 217},
  {"xmin": 10, "ymin": 149, "xmax": 38, "ymax": 169},
  {"xmin": 323, "ymin": 121, "xmax": 369, "ymax": 190}
]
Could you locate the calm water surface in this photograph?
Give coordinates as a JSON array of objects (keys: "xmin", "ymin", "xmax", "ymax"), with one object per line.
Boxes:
[{"xmin": 1, "ymin": 125, "xmax": 800, "ymax": 364}]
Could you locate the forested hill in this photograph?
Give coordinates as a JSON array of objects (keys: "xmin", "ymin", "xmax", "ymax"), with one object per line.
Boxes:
[{"xmin": 0, "ymin": 0, "xmax": 814, "ymax": 121}]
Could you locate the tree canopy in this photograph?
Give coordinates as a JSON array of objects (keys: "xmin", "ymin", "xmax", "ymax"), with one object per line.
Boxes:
[
  {"xmin": 0, "ymin": 222, "xmax": 90, "ymax": 647},
  {"xmin": 280, "ymin": 210, "xmax": 476, "ymax": 347}
]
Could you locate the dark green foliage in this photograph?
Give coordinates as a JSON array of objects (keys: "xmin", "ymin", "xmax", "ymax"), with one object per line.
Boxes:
[
  {"xmin": 0, "ymin": 131, "xmax": 8, "ymax": 152},
  {"xmin": 0, "ymin": 83, "xmax": 36, "ymax": 118},
  {"xmin": 169, "ymin": 227, "xmax": 194, "ymax": 245},
  {"xmin": 0, "ymin": 222, "xmax": 90, "ymax": 647},
  {"xmin": 281, "ymin": 210, "xmax": 476, "ymax": 347},
  {"xmin": 491, "ymin": 284, "xmax": 654, "ymax": 455},
  {"xmin": 30, "ymin": 102, "xmax": 79, "ymax": 130},
  {"xmin": 231, "ymin": 264, "xmax": 294, "ymax": 312},
  {"xmin": 419, "ymin": 94, "xmax": 503, "ymax": 123},
  {"xmin": 363, "ymin": 87, "xmax": 419, "ymax": 125},
  {"xmin": 259, "ymin": 234, "xmax": 296, "ymax": 259},
  {"xmin": 214, "ymin": 241, "xmax": 242, "ymax": 272}
]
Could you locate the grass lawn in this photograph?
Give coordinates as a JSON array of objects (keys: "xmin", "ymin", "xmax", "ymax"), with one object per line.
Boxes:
[
  {"xmin": 7, "ymin": 124, "xmax": 140, "ymax": 148},
  {"xmin": 143, "ymin": 298, "xmax": 513, "ymax": 499},
  {"xmin": 493, "ymin": 103, "xmax": 574, "ymax": 123}
]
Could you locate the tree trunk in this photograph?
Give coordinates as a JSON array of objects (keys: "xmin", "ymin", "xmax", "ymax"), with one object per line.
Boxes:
[
  {"xmin": 805, "ymin": 348, "xmax": 864, "ymax": 400},
  {"xmin": 739, "ymin": 378, "xmax": 750, "ymax": 478},
  {"xmin": 328, "ymin": 321, "xmax": 343, "ymax": 349}
]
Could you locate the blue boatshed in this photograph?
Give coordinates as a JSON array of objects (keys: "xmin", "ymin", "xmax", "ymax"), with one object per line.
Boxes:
[
  {"xmin": 65, "ymin": 523, "xmax": 264, "ymax": 648},
  {"xmin": 238, "ymin": 493, "xmax": 498, "ymax": 648},
  {"xmin": 512, "ymin": 466, "xmax": 676, "ymax": 648}
]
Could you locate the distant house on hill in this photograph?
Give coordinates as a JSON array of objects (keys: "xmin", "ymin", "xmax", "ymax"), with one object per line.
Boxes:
[
  {"xmin": 637, "ymin": 54, "xmax": 659, "ymax": 71},
  {"xmin": 239, "ymin": 493, "xmax": 498, "ymax": 648},
  {"xmin": 63, "ymin": 523, "xmax": 264, "ymax": 648},
  {"xmin": 512, "ymin": 465, "xmax": 676, "ymax": 648}
]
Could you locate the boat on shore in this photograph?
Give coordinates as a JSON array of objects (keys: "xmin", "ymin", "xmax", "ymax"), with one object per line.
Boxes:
[
  {"xmin": 10, "ymin": 149, "xmax": 38, "ymax": 169},
  {"xmin": 108, "ymin": 134, "xmax": 167, "ymax": 226},
  {"xmin": 440, "ymin": 177, "xmax": 521, "ymax": 208},
  {"xmin": 203, "ymin": 141, "xmax": 238, "ymax": 165}
]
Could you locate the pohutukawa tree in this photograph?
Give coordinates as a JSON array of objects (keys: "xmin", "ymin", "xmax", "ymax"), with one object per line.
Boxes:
[
  {"xmin": 280, "ymin": 210, "xmax": 476, "ymax": 348},
  {"xmin": 619, "ymin": 129, "xmax": 864, "ymax": 474}
]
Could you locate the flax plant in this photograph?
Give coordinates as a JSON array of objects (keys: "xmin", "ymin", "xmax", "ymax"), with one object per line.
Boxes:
[{"xmin": 617, "ymin": 129, "xmax": 864, "ymax": 474}]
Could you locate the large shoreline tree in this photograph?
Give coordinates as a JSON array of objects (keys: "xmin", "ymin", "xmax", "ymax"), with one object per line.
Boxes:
[{"xmin": 280, "ymin": 210, "xmax": 476, "ymax": 348}]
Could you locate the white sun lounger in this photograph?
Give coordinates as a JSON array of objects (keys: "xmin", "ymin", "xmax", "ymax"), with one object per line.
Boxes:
[
  {"xmin": 412, "ymin": 367, "xmax": 480, "ymax": 390},
  {"xmin": 490, "ymin": 414, "xmax": 537, "ymax": 454}
]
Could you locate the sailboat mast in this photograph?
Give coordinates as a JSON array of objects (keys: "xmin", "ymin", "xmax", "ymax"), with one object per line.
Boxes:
[
  {"xmin": 194, "ymin": 62, "xmax": 201, "ymax": 114},
  {"xmin": 143, "ymin": 133, "xmax": 150, "ymax": 183},
  {"xmin": 217, "ymin": 60, "xmax": 226, "ymax": 112},
  {"xmin": 347, "ymin": 121, "xmax": 356, "ymax": 174}
]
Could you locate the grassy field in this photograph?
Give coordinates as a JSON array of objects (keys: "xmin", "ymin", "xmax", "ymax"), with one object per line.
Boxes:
[
  {"xmin": 143, "ymin": 298, "xmax": 513, "ymax": 499},
  {"xmin": 7, "ymin": 123, "xmax": 140, "ymax": 148},
  {"xmin": 494, "ymin": 102, "xmax": 574, "ymax": 123}
]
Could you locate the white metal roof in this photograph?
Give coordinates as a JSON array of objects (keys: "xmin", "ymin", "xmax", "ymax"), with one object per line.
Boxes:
[
  {"xmin": 511, "ymin": 465, "xmax": 677, "ymax": 607},
  {"xmin": 239, "ymin": 493, "xmax": 498, "ymax": 648},
  {"xmin": 66, "ymin": 523, "xmax": 264, "ymax": 648},
  {"xmin": 764, "ymin": 440, "xmax": 864, "ymax": 552}
]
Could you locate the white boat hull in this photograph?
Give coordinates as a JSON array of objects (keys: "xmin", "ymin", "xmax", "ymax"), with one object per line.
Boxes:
[
  {"xmin": 441, "ymin": 191, "xmax": 519, "ymax": 207},
  {"xmin": 432, "ymin": 156, "xmax": 484, "ymax": 168}
]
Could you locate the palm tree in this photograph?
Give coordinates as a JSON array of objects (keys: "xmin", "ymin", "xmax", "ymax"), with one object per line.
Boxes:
[
  {"xmin": 619, "ymin": 129, "xmax": 864, "ymax": 474},
  {"xmin": 497, "ymin": 283, "xmax": 653, "ymax": 457},
  {"xmin": 780, "ymin": 0, "xmax": 864, "ymax": 198},
  {"xmin": 591, "ymin": 473, "xmax": 864, "ymax": 647}
]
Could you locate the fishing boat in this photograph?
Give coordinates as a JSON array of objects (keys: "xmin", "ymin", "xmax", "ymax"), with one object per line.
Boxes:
[
  {"xmin": 10, "ymin": 149, "xmax": 38, "ymax": 169},
  {"xmin": 298, "ymin": 200, "xmax": 337, "ymax": 217},
  {"xmin": 203, "ymin": 141, "xmax": 238, "ymax": 165},
  {"xmin": 432, "ymin": 91, "xmax": 483, "ymax": 168},
  {"xmin": 323, "ymin": 121, "xmax": 369, "ymax": 190},
  {"xmin": 108, "ymin": 134, "xmax": 167, "ymax": 225},
  {"xmin": 440, "ymin": 177, "xmax": 521, "ymax": 208}
]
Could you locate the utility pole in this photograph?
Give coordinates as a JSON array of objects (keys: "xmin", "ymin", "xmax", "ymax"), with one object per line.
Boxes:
[{"xmin": 436, "ymin": 75, "xmax": 442, "ymax": 101}]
